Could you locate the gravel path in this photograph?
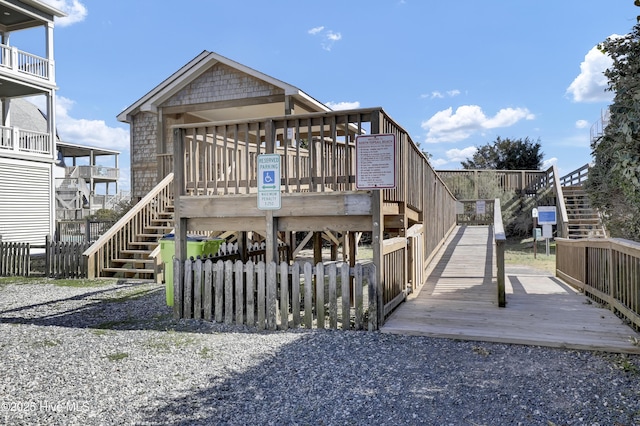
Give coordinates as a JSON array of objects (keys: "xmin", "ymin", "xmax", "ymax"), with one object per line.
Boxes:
[{"xmin": 1, "ymin": 279, "xmax": 639, "ymax": 425}]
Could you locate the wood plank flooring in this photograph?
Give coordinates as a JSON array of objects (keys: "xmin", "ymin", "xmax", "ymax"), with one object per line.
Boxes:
[{"xmin": 381, "ymin": 226, "xmax": 640, "ymax": 354}]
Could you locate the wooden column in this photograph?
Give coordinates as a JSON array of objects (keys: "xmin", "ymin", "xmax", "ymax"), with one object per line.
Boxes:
[
  {"xmin": 173, "ymin": 128, "xmax": 187, "ymax": 318},
  {"xmin": 371, "ymin": 111, "xmax": 384, "ymax": 326},
  {"xmin": 264, "ymin": 120, "xmax": 278, "ymax": 264}
]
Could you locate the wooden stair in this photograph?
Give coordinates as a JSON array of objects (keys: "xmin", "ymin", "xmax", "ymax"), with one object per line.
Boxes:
[
  {"xmin": 562, "ymin": 186, "xmax": 606, "ymax": 239},
  {"xmin": 101, "ymin": 205, "xmax": 175, "ymax": 279}
]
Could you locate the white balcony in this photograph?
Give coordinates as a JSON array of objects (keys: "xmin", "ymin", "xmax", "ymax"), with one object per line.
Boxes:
[
  {"xmin": 0, "ymin": 43, "xmax": 52, "ymax": 83},
  {"xmin": 0, "ymin": 125, "xmax": 52, "ymax": 157}
]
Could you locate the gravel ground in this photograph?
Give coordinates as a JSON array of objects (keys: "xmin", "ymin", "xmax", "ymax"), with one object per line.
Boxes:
[{"xmin": 0, "ymin": 279, "xmax": 639, "ymax": 426}]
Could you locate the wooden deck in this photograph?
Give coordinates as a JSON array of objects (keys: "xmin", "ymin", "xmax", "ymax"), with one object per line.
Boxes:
[{"xmin": 381, "ymin": 226, "xmax": 640, "ymax": 354}]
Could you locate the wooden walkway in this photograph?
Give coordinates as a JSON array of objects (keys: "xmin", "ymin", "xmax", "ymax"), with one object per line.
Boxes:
[{"xmin": 381, "ymin": 226, "xmax": 640, "ymax": 354}]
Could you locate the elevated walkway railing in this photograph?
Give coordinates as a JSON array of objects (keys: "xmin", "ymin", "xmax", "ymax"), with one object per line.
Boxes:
[
  {"xmin": 83, "ymin": 173, "xmax": 174, "ymax": 278},
  {"xmin": 559, "ymin": 163, "xmax": 589, "ymax": 187},
  {"xmin": 556, "ymin": 237, "xmax": 640, "ymax": 330}
]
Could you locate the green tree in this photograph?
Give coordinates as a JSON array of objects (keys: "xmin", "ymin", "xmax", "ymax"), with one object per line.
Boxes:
[
  {"xmin": 461, "ymin": 137, "xmax": 544, "ymax": 170},
  {"xmin": 585, "ymin": 24, "xmax": 640, "ymax": 240}
]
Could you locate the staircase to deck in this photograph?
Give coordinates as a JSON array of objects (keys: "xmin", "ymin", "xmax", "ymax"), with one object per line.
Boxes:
[
  {"xmin": 84, "ymin": 173, "xmax": 175, "ymax": 280},
  {"xmin": 563, "ymin": 186, "xmax": 606, "ymax": 239},
  {"xmin": 101, "ymin": 205, "xmax": 174, "ymax": 279}
]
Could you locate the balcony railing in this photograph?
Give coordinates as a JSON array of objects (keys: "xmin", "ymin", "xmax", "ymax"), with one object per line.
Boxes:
[
  {"xmin": 71, "ymin": 165, "xmax": 119, "ymax": 180},
  {"xmin": 0, "ymin": 125, "xmax": 52, "ymax": 157},
  {"xmin": 0, "ymin": 43, "xmax": 51, "ymax": 81}
]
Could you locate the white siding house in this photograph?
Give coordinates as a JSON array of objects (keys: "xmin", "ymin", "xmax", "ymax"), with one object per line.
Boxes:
[{"xmin": 0, "ymin": 0, "xmax": 65, "ymax": 244}]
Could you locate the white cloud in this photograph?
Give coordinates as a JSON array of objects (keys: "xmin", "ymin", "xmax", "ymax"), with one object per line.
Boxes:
[
  {"xmin": 326, "ymin": 31, "xmax": 342, "ymax": 42},
  {"xmin": 575, "ymin": 119, "xmax": 589, "ymax": 129},
  {"xmin": 308, "ymin": 26, "xmax": 324, "ymax": 35},
  {"xmin": 542, "ymin": 157, "xmax": 558, "ymax": 170},
  {"xmin": 55, "ymin": 96, "xmax": 129, "ymax": 151},
  {"xmin": 325, "ymin": 101, "xmax": 360, "ymax": 110},
  {"xmin": 566, "ymin": 43, "xmax": 614, "ymax": 103},
  {"xmin": 421, "ymin": 90, "xmax": 460, "ymax": 100},
  {"xmin": 430, "ymin": 158, "xmax": 449, "ymax": 167},
  {"xmin": 421, "ymin": 105, "xmax": 534, "ymax": 143},
  {"xmin": 46, "ymin": 0, "xmax": 88, "ymax": 27},
  {"xmin": 445, "ymin": 146, "xmax": 477, "ymax": 163},
  {"xmin": 308, "ymin": 25, "xmax": 342, "ymax": 51}
]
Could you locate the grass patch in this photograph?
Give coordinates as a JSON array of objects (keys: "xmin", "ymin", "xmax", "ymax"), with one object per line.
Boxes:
[
  {"xmin": 504, "ymin": 237, "xmax": 556, "ymax": 274},
  {"xmin": 53, "ymin": 279, "xmax": 117, "ymax": 288},
  {"xmin": 147, "ymin": 330, "xmax": 197, "ymax": 352},
  {"xmin": 35, "ymin": 339, "xmax": 61, "ymax": 348},
  {"xmin": 93, "ymin": 318, "xmax": 138, "ymax": 330},
  {"xmin": 106, "ymin": 352, "xmax": 129, "ymax": 362}
]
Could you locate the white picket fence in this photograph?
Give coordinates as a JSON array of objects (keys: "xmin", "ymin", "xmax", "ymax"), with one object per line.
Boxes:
[{"xmin": 173, "ymin": 259, "xmax": 378, "ymax": 331}]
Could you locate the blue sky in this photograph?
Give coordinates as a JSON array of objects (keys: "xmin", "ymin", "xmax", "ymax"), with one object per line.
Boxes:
[{"xmin": 22, "ymin": 1, "xmax": 640, "ymax": 191}]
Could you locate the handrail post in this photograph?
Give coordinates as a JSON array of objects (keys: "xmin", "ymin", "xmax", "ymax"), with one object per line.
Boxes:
[{"xmin": 494, "ymin": 198, "xmax": 506, "ymax": 307}]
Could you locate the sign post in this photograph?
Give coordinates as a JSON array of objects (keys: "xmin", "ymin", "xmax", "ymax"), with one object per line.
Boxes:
[{"xmin": 532, "ymin": 208, "xmax": 538, "ymax": 259}]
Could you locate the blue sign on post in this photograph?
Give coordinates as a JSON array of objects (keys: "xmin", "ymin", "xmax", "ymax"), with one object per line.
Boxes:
[{"xmin": 537, "ymin": 206, "xmax": 557, "ymax": 225}]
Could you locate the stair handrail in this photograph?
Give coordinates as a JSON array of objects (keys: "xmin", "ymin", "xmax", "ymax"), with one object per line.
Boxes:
[
  {"xmin": 548, "ymin": 165, "xmax": 569, "ymax": 239},
  {"xmin": 83, "ymin": 173, "xmax": 174, "ymax": 278},
  {"xmin": 559, "ymin": 163, "xmax": 590, "ymax": 187}
]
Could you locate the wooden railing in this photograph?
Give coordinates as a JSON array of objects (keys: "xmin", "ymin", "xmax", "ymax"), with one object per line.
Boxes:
[
  {"xmin": 494, "ymin": 199, "xmax": 506, "ymax": 307},
  {"xmin": 382, "ymin": 237, "xmax": 407, "ymax": 317},
  {"xmin": 436, "ymin": 169, "xmax": 546, "ymax": 198},
  {"xmin": 174, "ymin": 259, "xmax": 377, "ymax": 330},
  {"xmin": 171, "ymin": 108, "xmax": 457, "ymax": 323},
  {"xmin": 526, "ymin": 165, "xmax": 569, "ymax": 238},
  {"xmin": 559, "ymin": 163, "xmax": 589, "ymax": 187},
  {"xmin": 456, "ymin": 199, "xmax": 496, "ymax": 226},
  {"xmin": 556, "ymin": 238, "xmax": 640, "ymax": 330},
  {"xmin": 84, "ymin": 173, "xmax": 174, "ymax": 278}
]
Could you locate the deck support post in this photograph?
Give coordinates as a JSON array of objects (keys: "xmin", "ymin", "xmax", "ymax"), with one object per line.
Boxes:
[
  {"xmin": 371, "ymin": 111, "xmax": 385, "ymax": 326},
  {"xmin": 173, "ymin": 128, "xmax": 187, "ymax": 318}
]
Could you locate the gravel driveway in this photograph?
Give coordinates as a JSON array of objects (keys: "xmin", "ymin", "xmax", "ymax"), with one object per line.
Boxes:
[{"xmin": 1, "ymin": 279, "xmax": 639, "ymax": 425}]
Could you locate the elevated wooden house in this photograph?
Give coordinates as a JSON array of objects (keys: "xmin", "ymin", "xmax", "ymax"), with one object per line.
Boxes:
[{"xmin": 88, "ymin": 51, "xmax": 458, "ymax": 324}]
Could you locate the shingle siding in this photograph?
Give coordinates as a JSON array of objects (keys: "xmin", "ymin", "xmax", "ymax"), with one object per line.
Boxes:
[{"xmin": 162, "ymin": 63, "xmax": 284, "ymax": 107}]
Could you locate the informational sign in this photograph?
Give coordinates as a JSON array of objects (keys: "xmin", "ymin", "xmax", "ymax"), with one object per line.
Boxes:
[
  {"xmin": 537, "ymin": 206, "xmax": 557, "ymax": 225},
  {"xmin": 355, "ymin": 134, "xmax": 396, "ymax": 189},
  {"xmin": 476, "ymin": 200, "xmax": 486, "ymax": 215},
  {"xmin": 533, "ymin": 227, "xmax": 542, "ymax": 241},
  {"xmin": 542, "ymin": 224, "xmax": 553, "ymax": 239},
  {"xmin": 257, "ymin": 154, "xmax": 281, "ymax": 210},
  {"xmin": 532, "ymin": 208, "xmax": 538, "ymax": 218}
]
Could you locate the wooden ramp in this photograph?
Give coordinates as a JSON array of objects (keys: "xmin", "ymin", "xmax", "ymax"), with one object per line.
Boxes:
[{"xmin": 381, "ymin": 226, "xmax": 640, "ymax": 354}]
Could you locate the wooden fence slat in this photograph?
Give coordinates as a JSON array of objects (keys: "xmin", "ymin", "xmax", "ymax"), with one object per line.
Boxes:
[
  {"xmin": 328, "ymin": 263, "xmax": 337, "ymax": 329},
  {"xmin": 368, "ymin": 264, "xmax": 378, "ymax": 331},
  {"xmin": 214, "ymin": 260, "xmax": 224, "ymax": 323},
  {"xmin": 246, "ymin": 261, "xmax": 255, "ymax": 326},
  {"xmin": 341, "ymin": 262, "xmax": 350, "ymax": 330},
  {"xmin": 183, "ymin": 259, "xmax": 193, "ymax": 319},
  {"xmin": 203, "ymin": 260, "xmax": 213, "ymax": 320},
  {"xmin": 257, "ymin": 262, "xmax": 266, "ymax": 330},
  {"xmin": 193, "ymin": 259, "xmax": 203, "ymax": 319},
  {"xmin": 303, "ymin": 262, "xmax": 313, "ymax": 328},
  {"xmin": 267, "ymin": 262, "xmax": 277, "ymax": 331},
  {"xmin": 355, "ymin": 263, "xmax": 363, "ymax": 330},
  {"xmin": 291, "ymin": 262, "xmax": 300, "ymax": 328},
  {"xmin": 224, "ymin": 260, "xmax": 234, "ymax": 324},
  {"xmin": 316, "ymin": 262, "xmax": 325, "ymax": 329},
  {"xmin": 173, "ymin": 257, "xmax": 183, "ymax": 319},
  {"xmin": 280, "ymin": 262, "xmax": 289, "ymax": 330},
  {"xmin": 235, "ymin": 260, "xmax": 244, "ymax": 325}
]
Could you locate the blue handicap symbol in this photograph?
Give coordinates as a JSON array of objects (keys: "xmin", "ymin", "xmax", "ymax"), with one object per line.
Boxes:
[{"xmin": 263, "ymin": 170, "xmax": 275, "ymax": 185}]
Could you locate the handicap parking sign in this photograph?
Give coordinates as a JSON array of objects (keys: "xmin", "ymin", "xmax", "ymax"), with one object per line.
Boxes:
[{"xmin": 263, "ymin": 170, "xmax": 275, "ymax": 187}]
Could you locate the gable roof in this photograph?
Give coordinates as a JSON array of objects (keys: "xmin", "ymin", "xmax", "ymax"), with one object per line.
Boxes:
[{"xmin": 117, "ymin": 50, "xmax": 331, "ymax": 123}]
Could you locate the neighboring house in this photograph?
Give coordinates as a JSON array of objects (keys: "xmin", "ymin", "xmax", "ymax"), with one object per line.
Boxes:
[
  {"xmin": 117, "ymin": 50, "xmax": 332, "ymax": 200},
  {"xmin": 55, "ymin": 140, "xmax": 123, "ymax": 220},
  {"xmin": 0, "ymin": 0, "xmax": 66, "ymax": 244}
]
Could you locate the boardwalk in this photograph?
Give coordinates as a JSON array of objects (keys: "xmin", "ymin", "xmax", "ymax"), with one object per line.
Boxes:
[{"xmin": 381, "ymin": 226, "xmax": 640, "ymax": 354}]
